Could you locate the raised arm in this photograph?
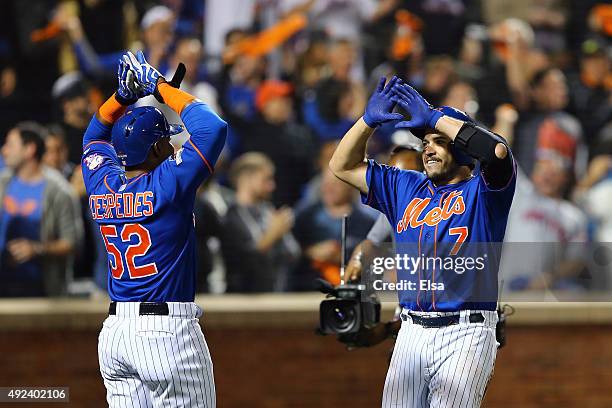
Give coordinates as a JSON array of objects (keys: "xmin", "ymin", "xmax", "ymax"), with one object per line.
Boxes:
[
  {"xmin": 158, "ymin": 81, "xmax": 227, "ymax": 172},
  {"xmin": 329, "ymin": 76, "xmax": 402, "ymax": 193}
]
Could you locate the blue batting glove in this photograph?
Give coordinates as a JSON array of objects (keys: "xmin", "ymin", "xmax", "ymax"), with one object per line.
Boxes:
[
  {"xmin": 116, "ymin": 58, "xmax": 139, "ymax": 105},
  {"xmin": 125, "ymin": 50, "xmax": 161, "ymax": 97},
  {"xmin": 362, "ymin": 76, "xmax": 404, "ymax": 128},
  {"xmin": 391, "ymin": 83, "xmax": 443, "ymax": 131}
]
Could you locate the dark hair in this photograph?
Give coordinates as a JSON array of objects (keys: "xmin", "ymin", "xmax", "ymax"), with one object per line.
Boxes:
[
  {"xmin": 14, "ymin": 121, "xmax": 48, "ymax": 161},
  {"xmin": 46, "ymin": 123, "xmax": 67, "ymax": 144},
  {"xmin": 529, "ymin": 67, "xmax": 557, "ymax": 88},
  {"xmin": 228, "ymin": 152, "xmax": 274, "ymax": 188}
]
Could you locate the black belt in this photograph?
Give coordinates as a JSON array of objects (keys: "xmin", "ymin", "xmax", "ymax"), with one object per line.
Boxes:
[
  {"xmin": 402, "ymin": 312, "xmax": 484, "ymax": 328},
  {"xmin": 108, "ymin": 302, "xmax": 169, "ymax": 316}
]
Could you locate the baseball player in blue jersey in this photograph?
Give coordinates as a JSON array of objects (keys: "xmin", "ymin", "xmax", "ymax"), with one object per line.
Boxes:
[
  {"xmin": 82, "ymin": 51, "xmax": 226, "ymax": 407},
  {"xmin": 329, "ymin": 76, "xmax": 516, "ymax": 407}
]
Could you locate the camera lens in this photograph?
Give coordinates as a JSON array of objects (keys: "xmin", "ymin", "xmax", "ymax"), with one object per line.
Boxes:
[
  {"xmin": 333, "ymin": 307, "xmax": 353, "ymax": 328},
  {"xmin": 323, "ymin": 300, "xmax": 358, "ymax": 333}
]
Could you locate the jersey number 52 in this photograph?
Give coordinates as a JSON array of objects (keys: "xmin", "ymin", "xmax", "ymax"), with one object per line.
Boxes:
[{"xmin": 100, "ymin": 224, "xmax": 158, "ymax": 279}]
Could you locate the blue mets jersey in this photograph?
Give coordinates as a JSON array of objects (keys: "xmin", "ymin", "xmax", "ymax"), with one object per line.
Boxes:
[
  {"xmin": 361, "ymin": 157, "xmax": 516, "ymax": 312},
  {"xmin": 81, "ymin": 102, "xmax": 226, "ymax": 302}
]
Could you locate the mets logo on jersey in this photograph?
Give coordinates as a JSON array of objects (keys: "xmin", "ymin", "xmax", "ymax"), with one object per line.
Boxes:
[
  {"xmin": 85, "ymin": 153, "xmax": 104, "ymax": 170},
  {"xmin": 396, "ymin": 191, "xmax": 466, "ymax": 233}
]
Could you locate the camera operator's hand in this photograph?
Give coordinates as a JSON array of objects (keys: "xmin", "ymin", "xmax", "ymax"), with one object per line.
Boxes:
[
  {"xmin": 346, "ymin": 239, "xmax": 377, "ymax": 283},
  {"xmin": 345, "ymin": 258, "xmax": 363, "ymax": 283}
]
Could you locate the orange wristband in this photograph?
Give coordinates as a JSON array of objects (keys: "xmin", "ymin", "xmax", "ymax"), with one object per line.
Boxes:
[
  {"xmin": 158, "ymin": 83, "xmax": 195, "ymax": 115},
  {"xmin": 98, "ymin": 94, "xmax": 127, "ymax": 125}
]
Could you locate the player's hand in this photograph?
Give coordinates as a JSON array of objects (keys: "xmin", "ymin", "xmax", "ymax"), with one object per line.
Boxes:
[
  {"xmin": 391, "ymin": 83, "xmax": 443, "ymax": 132},
  {"xmin": 116, "ymin": 58, "xmax": 139, "ymax": 105},
  {"xmin": 124, "ymin": 50, "xmax": 186, "ymax": 104},
  {"xmin": 125, "ymin": 50, "xmax": 161, "ymax": 97},
  {"xmin": 362, "ymin": 76, "xmax": 404, "ymax": 128},
  {"xmin": 7, "ymin": 239, "xmax": 42, "ymax": 264}
]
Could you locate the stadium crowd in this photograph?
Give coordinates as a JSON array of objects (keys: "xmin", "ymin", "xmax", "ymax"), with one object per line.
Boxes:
[{"xmin": 0, "ymin": 0, "xmax": 610, "ymax": 297}]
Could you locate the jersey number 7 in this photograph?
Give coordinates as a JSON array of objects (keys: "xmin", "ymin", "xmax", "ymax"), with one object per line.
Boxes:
[
  {"xmin": 448, "ymin": 226, "xmax": 469, "ymax": 256},
  {"xmin": 100, "ymin": 224, "xmax": 158, "ymax": 279}
]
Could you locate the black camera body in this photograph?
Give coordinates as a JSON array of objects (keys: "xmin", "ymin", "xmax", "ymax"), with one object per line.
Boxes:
[{"xmin": 318, "ymin": 280, "xmax": 381, "ymax": 335}]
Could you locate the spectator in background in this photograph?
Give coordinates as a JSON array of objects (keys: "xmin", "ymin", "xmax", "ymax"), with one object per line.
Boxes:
[
  {"xmin": 204, "ymin": 0, "xmax": 258, "ymax": 59},
  {"xmin": 70, "ymin": 165, "xmax": 106, "ymax": 295},
  {"xmin": 514, "ymin": 67, "xmax": 588, "ymax": 178},
  {"xmin": 194, "ymin": 185, "xmax": 225, "ymax": 294},
  {"xmin": 291, "ymin": 167, "xmax": 375, "ymax": 290},
  {"xmin": 9, "ymin": 0, "xmax": 62, "ymax": 124},
  {"xmin": 477, "ymin": 18, "xmax": 549, "ymax": 125},
  {"xmin": 295, "ymin": 30, "xmax": 330, "ymax": 90},
  {"xmin": 576, "ymin": 124, "xmax": 612, "ymax": 244},
  {"xmin": 60, "ymin": 4, "xmax": 175, "ymax": 79},
  {"xmin": 167, "ymin": 0, "xmax": 205, "ymax": 39},
  {"xmin": 419, "ymin": 55, "xmax": 457, "ymax": 104},
  {"xmin": 170, "ymin": 37, "xmax": 221, "ymax": 113},
  {"xmin": 520, "ymin": 0, "xmax": 569, "ymax": 57},
  {"xmin": 0, "ymin": 10, "xmax": 20, "ymax": 137},
  {"xmin": 402, "ymin": 0, "xmax": 480, "ymax": 56},
  {"xmin": 295, "ymin": 141, "xmax": 337, "ymax": 212},
  {"xmin": 51, "ymin": 72, "xmax": 94, "ymax": 165},
  {"xmin": 133, "ymin": 5, "xmax": 175, "ymax": 75},
  {"xmin": 456, "ymin": 23, "xmax": 487, "ymax": 82},
  {"xmin": 568, "ymin": 37, "xmax": 612, "ymax": 145},
  {"xmin": 303, "ymin": 77, "xmax": 365, "ymax": 142},
  {"xmin": 501, "ymin": 152, "xmax": 589, "ymax": 292},
  {"xmin": 367, "ymin": 10, "xmax": 427, "ymax": 90},
  {"xmin": 328, "ymin": 39, "xmax": 359, "ymax": 82},
  {"xmin": 220, "ymin": 29, "xmax": 266, "ymax": 120},
  {"xmin": 195, "ymin": 178, "xmax": 235, "ymax": 294},
  {"xmin": 42, "ymin": 124, "xmax": 74, "ymax": 179},
  {"xmin": 229, "ymin": 80, "xmax": 316, "ymax": 206},
  {"xmin": 0, "ymin": 122, "xmax": 81, "ymax": 297},
  {"xmin": 222, "ymin": 153, "xmax": 300, "ymax": 292},
  {"xmin": 440, "ymin": 80, "xmax": 479, "ymax": 119},
  {"xmin": 281, "ymin": 0, "xmax": 399, "ymax": 80}
]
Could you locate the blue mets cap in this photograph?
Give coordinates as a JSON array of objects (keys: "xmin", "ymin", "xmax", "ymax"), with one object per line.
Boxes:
[{"xmin": 111, "ymin": 106, "xmax": 183, "ymax": 167}]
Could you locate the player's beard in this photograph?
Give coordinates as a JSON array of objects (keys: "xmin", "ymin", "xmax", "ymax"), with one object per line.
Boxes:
[{"xmin": 425, "ymin": 159, "xmax": 460, "ymax": 185}]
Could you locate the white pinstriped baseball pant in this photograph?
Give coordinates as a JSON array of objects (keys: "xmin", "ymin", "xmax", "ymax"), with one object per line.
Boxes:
[
  {"xmin": 382, "ymin": 310, "xmax": 498, "ymax": 408},
  {"xmin": 98, "ymin": 302, "xmax": 215, "ymax": 408}
]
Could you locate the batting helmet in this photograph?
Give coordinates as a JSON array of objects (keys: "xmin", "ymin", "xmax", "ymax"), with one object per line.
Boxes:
[
  {"xmin": 411, "ymin": 106, "xmax": 475, "ymax": 168},
  {"xmin": 111, "ymin": 106, "xmax": 183, "ymax": 167}
]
